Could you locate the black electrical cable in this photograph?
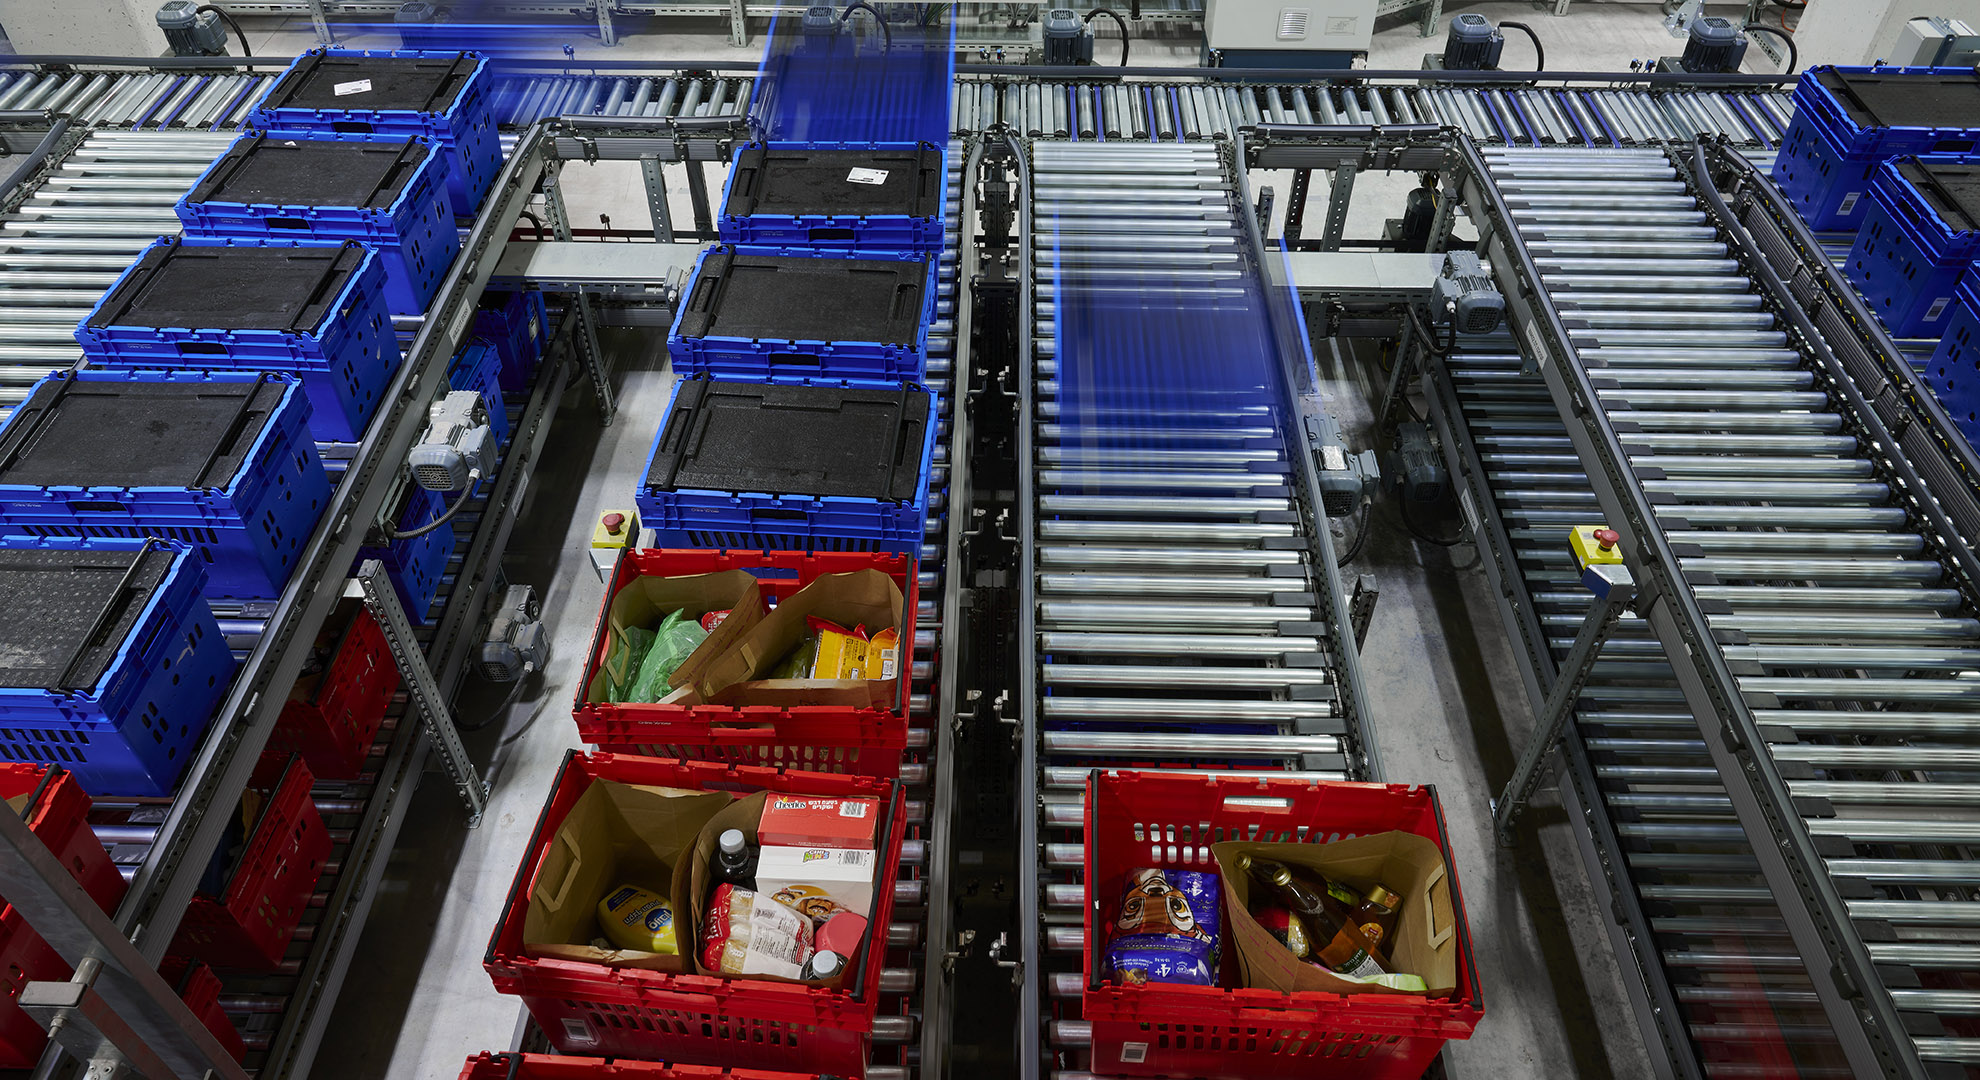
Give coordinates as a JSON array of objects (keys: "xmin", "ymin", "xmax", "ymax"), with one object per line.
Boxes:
[
  {"xmin": 1743, "ymin": 22, "xmax": 1798, "ymax": 75},
  {"xmin": 839, "ymin": 2, "xmax": 893, "ymax": 50},
  {"xmin": 1768, "ymin": 0, "xmax": 1806, "ymax": 9},
  {"xmin": 1084, "ymin": 8, "xmax": 1130, "ymax": 67},
  {"xmin": 195, "ymin": 5, "xmax": 251, "ymax": 57},
  {"xmin": 1336, "ymin": 501, "xmax": 1371, "ymax": 566},
  {"xmin": 517, "ymin": 209, "xmax": 547, "ymax": 240},
  {"xmin": 383, "ymin": 472, "xmax": 479, "ymax": 540},
  {"xmin": 1406, "ymin": 303, "xmax": 1456, "ymax": 357},
  {"xmin": 1498, "ymin": 21, "xmax": 1543, "ymax": 72},
  {"xmin": 1399, "ymin": 497, "xmax": 1465, "ymax": 547},
  {"xmin": 459, "ymin": 667, "xmax": 531, "ymax": 731}
]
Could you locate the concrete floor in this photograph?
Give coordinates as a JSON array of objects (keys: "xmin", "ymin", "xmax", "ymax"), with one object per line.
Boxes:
[{"xmin": 277, "ymin": 2, "xmax": 1831, "ymax": 1077}]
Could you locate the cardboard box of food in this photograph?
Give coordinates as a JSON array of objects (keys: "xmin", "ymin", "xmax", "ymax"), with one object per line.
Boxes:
[
  {"xmin": 682, "ymin": 569, "xmax": 907, "ymax": 710},
  {"xmin": 757, "ymin": 794, "xmax": 880, "ymax": 849},
  {"xmin": 581, "ymin": 566, "xmax": 767, "ymax": 707},
  {"xmin": 755, "ymin": 845, "xmax": 878, "ymax": 923},
  {"xmin": 520, "ymin": 778, "xmax": 733, "ymax": 973},
  {"xmin": 1210, "ymin": 831, "xmax": 1459, "ymax": 997}
]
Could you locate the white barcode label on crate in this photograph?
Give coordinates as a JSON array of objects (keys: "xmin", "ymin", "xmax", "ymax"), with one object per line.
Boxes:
[
  {"xmin": 560, "ymin": 1017, "xmax": 594, "ymax": 1044},
  {"xmin": 1838, "ymin": 191, "xmax": 1861, "ymax": 216},
  {"xmin": 1927, "ymin": 297, "xmax": 1954, "ymax": 323},
  {"xmin": 1120, "ymin": 1043, "xmax": 1149, "ymax": 1064},
  {"xmin": 333, "ymin": 79, "xmax": 373, "ymax": 97},
  {"xmin": 847, "ymin": 167, "xmax": 889, "ymax": 185}
]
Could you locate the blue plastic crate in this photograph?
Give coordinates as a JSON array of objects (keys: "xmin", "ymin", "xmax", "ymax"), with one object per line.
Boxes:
[
  {"xmin": 719, "ymin": 141, "xmax": 946, "ymax": 254},
  {"xmin": 0, "ymin": 370, "xmax": 331, "ymax": 600},
  {"xmin": 355, "ymin": 485, "xmax": 452, "ymax": 624},
  {"xmin": 668, "ymin": 245, "xmax": 935, "ymax": 382},
  {"xmin": 1846, "ymin": 155, "xmax": 1980, "ymax": 338},
  {"xmin": 1772, "ymin": 66, "xmax": 1980, "ymax": 231},
  {"xmin": 176, "ymin": 130, "xmax": 460, "ymax": 317},
  {"xmin": 471, "ymin": 290, "xmax": 547, "ymax": 394},
  {"xmin": 0, "ymin": 536, "xmax": 237, "ymax": 797},
  {"xmin": 75, "ymin": 236, "xmax": 400, "ymax": 443},
  {"xmin": 1927, "ymin": 268, "xmax": 1980, "ymax": 445},
  {"xmin": 635, "ymin": 377, "xmax": 935, "ymax": 555},
  {"xmin": 248, "ymin": 48, "xmax": 499, "ymax": 217},
  {"xmin": 447, "ymin": 342, "xmax": 508, "ymax": 444}
]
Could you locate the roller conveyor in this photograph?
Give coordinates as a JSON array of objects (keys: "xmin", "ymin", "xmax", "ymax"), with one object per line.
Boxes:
[
  {"xmin": 1438, "ymin": 143, "xmax": 1980, "ymax": 1076},
  {"xmin": 1022, "ymin": 137, "xmax": 1372, "ymax": 1076}
]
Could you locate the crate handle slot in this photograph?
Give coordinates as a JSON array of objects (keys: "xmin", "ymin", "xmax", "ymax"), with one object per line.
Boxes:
[
  {"xmin": 808, "ymin": 227, "xmax": 855, "ymax": 243},
  {"xmin": 177, "ymin": 341, "xmax": 228, "ymax": 356},
  {"xmin": 65, "ymin": 501, "xmax": 125, "ymax": 515},
  {"xmin": 1222, "ymin": 795, "xmax": 1293, "ymax": 813},
  {"xmin": 266, "ymin": 216, "xmax": 313, "ymax": 231},
  {"xmin": 1422, "ymin": 861, "xmax": 1453, "ymax": 949},
  {"xmin": 752, "ymin": 508, "xmax": 806, "ymax": 523},
  {"xmin": 769, "ymin": 351, "xmax": 820, "ymax": 367},
  {"xmin": 889, "ymin": 283, "xmax": 919, "ymax": 321},
  {"xmin": 532, "ymin": 829, "xmax": 584, "ymax": 913},
  {"xmin": 1933, "ymin": 139, "xmax": 1976, "ymax": 155},
  {"xmin": 331, "ymin": 120, "xmax": 375, "ymax": 134}
]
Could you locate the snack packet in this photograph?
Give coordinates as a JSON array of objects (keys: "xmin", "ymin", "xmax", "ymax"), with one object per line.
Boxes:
[
  {"xmin": 701, "ymin": 884, "xmax": 815, "ymax": 980},
  {"xmin": 1104, "ymin": 868, "xmax": 1221, "ymax": 987}
]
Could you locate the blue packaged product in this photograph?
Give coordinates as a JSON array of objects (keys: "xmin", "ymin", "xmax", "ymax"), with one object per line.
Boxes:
[{"xmin": 1103, "ymin": 868, "xmax": 1221, "ymax": 987}]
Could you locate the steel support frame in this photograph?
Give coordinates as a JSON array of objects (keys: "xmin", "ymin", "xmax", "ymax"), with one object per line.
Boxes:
[
  {"xmin": 1456, "ymin": 132, "xmax": 1921, "ymax": 1079},
  {"xmin": 0, "ymin": 807, "xmax": 249, "ymax": 1080},
  {"xmin": 1492, "ymin": 564, "xmax": 1634, "ymax": 846},
  {"xmin": 641, "ymin": 155, "xmax": 676, "ymax": 242},
  {"xmin": 260, "ymin": 301, "xmax": 578, "ymax": 1080},
  {"xmin": 357, "ymin": 558, "xmax": 490, "ymax": 824},
  {"xmin": 540, "ymin": 159, "xmax": 616, "ymax": 423},
  {"xmin": 1012, "ymin": 129, "xmax": 1043, "ymax": 1080},
  {"xmin": 1420, "ymin": 335, "xmax": 1698, "ymax": 1080},
  {"xmin": 1320, "ymin": 165, "xmax": 1355, "ymax": 251},
  {"xmin": 916, "ymin": 134, "xmax": 982, "ymax": 1080},
  {"xmin": 595, "ymin": 0, "xmax": 620, "ymax": 46}
]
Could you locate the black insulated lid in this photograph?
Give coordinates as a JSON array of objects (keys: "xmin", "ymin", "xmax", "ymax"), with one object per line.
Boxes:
[
  {"xmin": 261, "ymin": 51, "xmax": 478, "ymax": 114},
  {"xmin": 723, "ymin": 143, "xmax": 944, "ymax": 220},
  {"xmin": 1816, "ymin": 68, "xmax": 1980, "ymax": 131},
  {"xmin": 186, "ymin": 133, "xmax": 428, "ymax": 210},
  {"xmin": 676, "ymin": 248, "xmax": 929, "ymax": 347},
  {"xmin": 645, "ymin": 378, "xmax": 930, "ymax": 503},
  {"xmin": 1898, "ymin": 157, "xmax": 1980, "ymax": 233},
  {"xmin": 0, "ymin": 544, "xmax": 174, "ymax": 691},
  {"xmin": 86, "ymin": 240, "xmax": 367, "ymax": 333},
  {"xmin": 0, "ymin": 374, "xmax": 286, "ymax": 490}
]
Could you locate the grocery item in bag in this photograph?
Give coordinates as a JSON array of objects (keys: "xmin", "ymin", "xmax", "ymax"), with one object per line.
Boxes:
[
  {"xmin": 1103, "ymin": 868, "xmax": 1221, "ymax": 987},
  {"xmin": 596, "ymin": 884, "xmax": 679, "ymax": 954},
  {"xmin": 625, "ymin": 610, "xmax": 709, "ymax": 702},
  {"xmin": 701, "ymin": 883, "xmax": 815, "ymax": 979}
]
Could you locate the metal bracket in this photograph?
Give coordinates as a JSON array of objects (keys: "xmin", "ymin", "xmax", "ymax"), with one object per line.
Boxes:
[
  {"xmin": 1348, "ymin": 573, "xmax": 1379, "ymax": 649},
  {"xmin": 1493, "ymin": 559, "xmax": 1634, "ymax": 846},
  {"xmin": 306, "ymin": 0, "xmax": 336, "ymax": 44},
  {"xmin": 541, "ymin": 164, "xmax": 616, "ymax": 424},
  {"xmin": 355, "ymin": 561, "xmax": 490, "ymax": 827},
  {"xmin": 594, "ymin": 0, "xmax": 619, "ymax": 46},
  {"xmin": 640, "ymin": 156, "xmax": 676, "ymax": 243},
  {"xmin": 1320, "ymin": 167, "xmax": 1356, "ymax": 252}
]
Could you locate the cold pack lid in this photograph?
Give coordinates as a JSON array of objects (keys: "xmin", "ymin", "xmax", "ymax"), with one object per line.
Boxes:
[
  {"xmin": 675, "ymin": 248, "xmax": 929, "ymax": 347},
  {"xmin": 0, "ymin": 374, "xmax": 287, "ymax": 490},
  {"xmin": 645, "ymin": 378, "xmax": 930, "ymax": 502},
  {"xmin": 724, "ymin": 143, "xmax": 944, "ymax": 219},
  {"xmin": 262, "ymin": 51, "xmax": 479, "ymax": 114},
  {"xmin": 1816, "ymin": 69, "xmax": 1980, "ymax": 131},
  {"xmin": 1898, "ymin": 157, "xmax": 1980, "ymax": 233},
  {"xmin": 186, "ymin": 133, "xmax": 429, "ymax": 210},
  {"xmin": 85, "ymin": 241, "xmax": 367, "ymax": 333},
  {"xmin": 0, "ymin": 543, "xmax": 174, "ymax": 690}
]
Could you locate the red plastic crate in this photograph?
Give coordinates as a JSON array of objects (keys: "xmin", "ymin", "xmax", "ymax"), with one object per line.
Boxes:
[
  {"xmin": 459, "ymin": 1051, "xmax": 823, "ymax": 1079},
  {"xmin": 169, "ymin": 758, "xmax": 330, "ymax": 971},
  {"xmin": 484, "ymin": 753, "xmax": 906, "ymax": 1076},
  {"xmin": 175, "ymin": 962, "xmax": 247, "ymax": 1064},
  {"xmin": 1081, "ymin": 773, "xmax": 1483, "ymax": 1080},
  {"xmin": 573, "ymin": 550, "xmax": 917, "ymax": 779},
  {"xmin": 0, "ymin": 764, "xmax": 127, "ymax": 1066},
  {"xmin": 257, "ymin": 606, "xmax": 400, "ymax": 786}
]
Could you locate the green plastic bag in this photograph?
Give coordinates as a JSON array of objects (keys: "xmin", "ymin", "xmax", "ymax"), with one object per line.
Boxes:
[
  {"xmin": 627, "ymin": 610, "xmax": 709, "ymax": 703},
  {"xmin": 604, "ymin": 626, "xmax": 656, "ymax": 703}
]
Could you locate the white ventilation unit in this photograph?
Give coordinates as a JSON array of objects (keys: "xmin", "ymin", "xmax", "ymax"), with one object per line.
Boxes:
[
  {"xmin": 1203, "ymin": 0, "xmax": 1374, "ymax": 54},
  {"xmin": 1276, "ymin": 8, "xmax": 1308, "ymax": 39}
]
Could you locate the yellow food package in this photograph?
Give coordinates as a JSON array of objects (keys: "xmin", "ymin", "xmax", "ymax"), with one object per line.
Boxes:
[
  {"xmin": 864, "ymin": 627, "xmax": 899, "ymax": 682},
  {"xmin": 811, "ymin": 623, "xmax": 869, "ymax": 680},
  {"xmin": 597, "ymin": 884, "xmax": 679, "ymax": 954}
]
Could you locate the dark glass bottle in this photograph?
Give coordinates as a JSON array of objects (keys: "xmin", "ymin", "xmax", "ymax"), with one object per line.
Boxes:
[
  {"xmin": 1237, "ymin": 855, "xmax": 1397, "ymax": 978},
  {"xmin": 715, "ymin": 828, "xmax": 757, "ymax": 889}
]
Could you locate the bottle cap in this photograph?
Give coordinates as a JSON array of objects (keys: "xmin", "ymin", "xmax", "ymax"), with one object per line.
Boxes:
[
  {"xmin": 719, "ymin": 829, "xmax": 746, "ymax": 856},
  {"xmin": 809, "ymin": 949, "xmax": 843, "ymax": 978},
  {"xmin": 1365, "ymin": 884, "xmax": 1399, "ymax": 909}
]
